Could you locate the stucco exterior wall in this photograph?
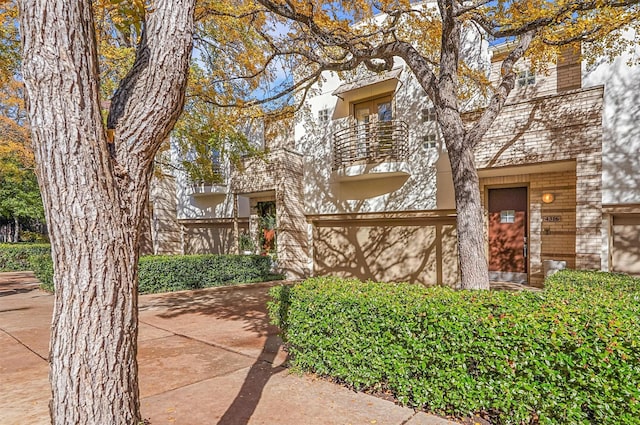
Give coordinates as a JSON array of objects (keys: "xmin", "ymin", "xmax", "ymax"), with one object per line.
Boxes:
[
  {"xmin": 489, "ymin": 45, "xmax": 582, "ymax": 102},
  {"xmin": 182, "ymin": 221, "xmax": 235, "ymax": 254},
  {"xmin": 146, "ymin": 174, "xmax": 182, "ymax": 255},
  {"xmin": 232, "ymin": 149, "xmax": 309, "ymax": 278},
  {"xmin": 296, "ymin": 60, "xmax": 458, "ymax": 216},
  {"xmin": 310, "ymin": 212, "xmax": 458, "ymax": 286},
  {"xmin": 582, "ymin": 39, "xmax": 640, "ymax": 206}
]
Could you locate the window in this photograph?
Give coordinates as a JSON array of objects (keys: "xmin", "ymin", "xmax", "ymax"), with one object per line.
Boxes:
[
  {"xmin": 318, "ymin": 108, "xmax": 331, "ymax": 124},
  {"xmin": 353, "ymin": 95, "xmax": 393, "ymax": 123},
  {"xmin": 517, "ymin": 69, "xmax": 536, "ymax": 87},
  {"xmin": 422, "ymin": 134, "xmax": 437, "ymax": 150},
  {"xmin": 500, "ymin": 210, "xmax": 516, "ymax": 224},
  {"xmin": 422, "ymin": 107, "xmax": 436, "ymax": 122}
]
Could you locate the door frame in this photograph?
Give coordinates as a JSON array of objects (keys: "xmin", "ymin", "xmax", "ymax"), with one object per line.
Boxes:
[{"xmin": 484, "ymin": 183, "xmax": 530, "ymax": 285}]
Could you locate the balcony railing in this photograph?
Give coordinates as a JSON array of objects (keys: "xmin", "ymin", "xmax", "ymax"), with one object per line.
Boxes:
[{"xmin": 332, "ymin": 120, "xmax": 409, "ymax": 170}]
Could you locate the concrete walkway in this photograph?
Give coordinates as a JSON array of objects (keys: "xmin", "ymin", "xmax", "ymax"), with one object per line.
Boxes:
[{"xmin": 0, "ymin": 272, "xmax": 458, "ymax": 425}]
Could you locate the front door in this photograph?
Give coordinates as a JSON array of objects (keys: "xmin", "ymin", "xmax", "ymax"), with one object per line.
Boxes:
[{"xmin": 488, "ymin": 187, "xmax": 528, "ymax": 283}]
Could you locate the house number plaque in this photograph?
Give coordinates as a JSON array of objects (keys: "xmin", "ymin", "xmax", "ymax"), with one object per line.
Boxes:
[{"xmin": 543, "ymin": 216, "xmax": 561, "ymax": 222}]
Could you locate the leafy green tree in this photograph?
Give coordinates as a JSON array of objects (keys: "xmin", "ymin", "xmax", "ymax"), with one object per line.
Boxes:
[{"xmin": 0, "ymin": 136, "xmax": 44, "ymax": 241}]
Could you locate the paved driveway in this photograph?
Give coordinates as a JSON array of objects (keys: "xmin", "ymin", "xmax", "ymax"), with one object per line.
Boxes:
[{"xmin": 0, "ymin": 272, "xmax": 456, "ymax": 425}]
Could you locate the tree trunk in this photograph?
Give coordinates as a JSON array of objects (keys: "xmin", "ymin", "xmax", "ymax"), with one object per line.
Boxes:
[
  {"xmin": 448, "ymin": 144, "xmax": 490, "ymax": 289},
  {"xmin": 436, "ymin": 103, "xmax": 490, "ymax": 290},
  {"xmin": 434, "ymin": 2, "xmax": 490, "ymax": 290},
  {"xmin": 18, "ymin": 0, "xmax": 194, "ymax": 423},
  {"xmin": 13, "ymin": 216, "xmax": 19, "ymax": 243}
]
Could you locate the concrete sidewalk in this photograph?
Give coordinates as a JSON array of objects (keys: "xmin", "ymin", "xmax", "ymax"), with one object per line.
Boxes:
[{"xmin": 0, "ymin": 272, "xmax": 457, "ymax": 425}]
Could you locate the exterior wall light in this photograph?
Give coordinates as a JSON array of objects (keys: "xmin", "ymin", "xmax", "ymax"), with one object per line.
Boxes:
[{"xmin": 542, "ymin": 193, "xmax": 555, "ymax": 204}]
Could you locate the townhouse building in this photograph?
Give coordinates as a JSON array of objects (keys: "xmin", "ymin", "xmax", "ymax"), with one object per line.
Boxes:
[{"xmin": 149, "ymin": 35, "xmax": 640, "ymax": 287}]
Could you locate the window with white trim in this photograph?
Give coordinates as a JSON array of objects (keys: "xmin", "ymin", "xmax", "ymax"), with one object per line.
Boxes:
[
  {"xmin": 422, "ymin": 107, "xmax": 436, "ymax": 122},
  {"xmin": 422, "ymin": 134, "xmax": 437, "ymax": 150},
  {"xmin": 318, "ymin": 108, "xmax": 331, "ymax": 124},
  {"xmin": 517, "ymin": 69, "xmax": 536, "ymax": 87},
  {"xmin": 500, "ymin": 210, "xmax": 516, "ymax": 223}
]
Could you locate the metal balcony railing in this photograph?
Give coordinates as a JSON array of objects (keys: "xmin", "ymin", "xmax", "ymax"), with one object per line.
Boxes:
[{"xmin": 332, "ymin": 120, "xmax": 409, "ymax": 170}]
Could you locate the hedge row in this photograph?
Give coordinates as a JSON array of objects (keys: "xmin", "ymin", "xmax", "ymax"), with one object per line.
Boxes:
[
  {"xmin": 0, "ymin": 243, "xmax": 51, "ymax": 272},
  {"xmin": 138, "ymin": 254, "xmax": 283, "ymax": 293},
  {"xmin": 268, "ymin": 271, "xmax": 640, "ymax": 424},
  {"xmin": 3, "ymin": 248, "xmax": 283, "ymax": 294}
]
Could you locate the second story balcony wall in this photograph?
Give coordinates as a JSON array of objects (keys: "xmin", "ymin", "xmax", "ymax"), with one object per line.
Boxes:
[
  {"xmin": 186, "ymin": 162, "xmax": 228, "ymax": 197},
  {"xmin": 332, "ymin": 120, "xmax": 410, "ymax": 178}
]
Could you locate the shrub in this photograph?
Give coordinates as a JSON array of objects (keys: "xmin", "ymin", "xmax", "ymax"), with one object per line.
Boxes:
[
  {"xmin": 29, "ymin": 254, "xmax": 54, "ymax": 292},
  {"xmin": 268, "ymin": 272, "xmax": 640, "ymax": 424},
  {"xmin": 0, "ymin": 243, "xmax": 51, "ymax": 272},
  {"xmin": 19, "ymin": 230, "xmax": 49, "ymax": 243},
  {"xmin": 136, "ymin": 254, "xmax": 283, "ymax": 293},
  {"xmin": 19, "ymin": 253, "xmax": 283, "ymax": 294}
]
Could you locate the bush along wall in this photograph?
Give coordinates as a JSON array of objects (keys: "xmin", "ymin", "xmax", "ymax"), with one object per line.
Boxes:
[
  {"xmin": 0, "ymin": 243, "xmax": 51, "ymax": 272},
  {"xmin": 138, "ymin": 254, "xmax": 283, "ymax": 293},
  {"xmin": 21, "ymin": 253, "xmax": 283, "ymax": 294},
  {"xmin": 268, "ymin": 272, "xmax": 640, "ymax": 425}
]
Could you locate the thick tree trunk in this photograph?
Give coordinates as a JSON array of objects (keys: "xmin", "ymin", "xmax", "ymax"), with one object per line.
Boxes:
[
  {"xmin": 434, "ymin": 2, "xmax": 490, "ymax": 290},
  {"xmin": 19, "ymin": 0, "xmax": 194, "ymax": 423},
  {"xmin": 437, "ymin": 105, "xmax": 490, "ymax": 290},
  {"xmin": 448, "ymin": 144, "xmax": 490, "ymax": 289},
  {"xmin": 48, "ymin": 203, "xmax": 143, "ymax": 424}
]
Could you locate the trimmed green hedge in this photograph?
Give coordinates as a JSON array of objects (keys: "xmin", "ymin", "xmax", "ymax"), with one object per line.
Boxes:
[
  {"xmin": 268, "ymin": 272, "xmax": 640, "ymax": 424},
  {"xmin": 0, "ymin": 243, "xmax": 51, "ymax": 272},
  {"xmin": 137, "ymin": 254, "xmax": 283, "ymax": 293},
  {"xmin": 29, "ymin": 253, "xmax": 54, "ymax": 291},
  {"xmin": 28, "ymin": 253, "xmax": 284, "ymax": 294}
]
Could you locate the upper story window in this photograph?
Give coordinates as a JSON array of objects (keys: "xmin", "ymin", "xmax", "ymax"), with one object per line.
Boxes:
[
  {"xmin": 318, "ymin": 108, "xmax": 331, "ymax": 124},
  {"xmin": 517, "ymin": 69, "xmax": 536, "ymax": 87},
  {"xmin": 422, "ymin": 107, "xmax": 436, "ymax": 122},
  {"xmin": 422, "ymin": 134, "xmax": 437, "ymax": 150}
]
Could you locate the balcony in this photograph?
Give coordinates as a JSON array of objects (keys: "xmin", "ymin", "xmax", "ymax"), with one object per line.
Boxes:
[
  {"xmin": 186, "ymin": 164, "xmax": 228, "ymax": 198},
  {"xmin": 332, "ymin": 120, "xmax": 410, "ymax": 181},
  {"xmin": 189, "ymin": 181, "xmax": 227, "ymax": 197}
]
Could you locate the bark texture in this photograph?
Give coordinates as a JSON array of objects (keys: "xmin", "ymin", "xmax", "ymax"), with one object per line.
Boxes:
[{"xmin": 18, "ymin": 0, "xmax": 194, "ymax": 423}]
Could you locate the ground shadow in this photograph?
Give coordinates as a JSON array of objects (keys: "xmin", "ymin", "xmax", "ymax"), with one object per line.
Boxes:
[
  {"xmin": 139, "ymin": 284, "xmax": 291, "ymax": 424},
  {"xmin": 0, "ymin": 287, "xmax": 38, "ymax": 297},
  {"xmin": 139, "ymin": 284, "xmax": 284, "ymax": 337},
  {"xmin": 217, "ymin": 333, "xmax": 286, "ymax": 425}
]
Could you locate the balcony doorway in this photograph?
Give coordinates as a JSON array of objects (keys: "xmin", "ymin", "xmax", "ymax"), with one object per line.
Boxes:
[{"xmin": 354, "ymin": 95, "xmax": 393, "ymax": 159}]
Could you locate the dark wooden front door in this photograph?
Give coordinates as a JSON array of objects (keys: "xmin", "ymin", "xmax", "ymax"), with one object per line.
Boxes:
[{"xmin": 488, "ymin": 187, "xmax": 528, "ymax": 283}]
